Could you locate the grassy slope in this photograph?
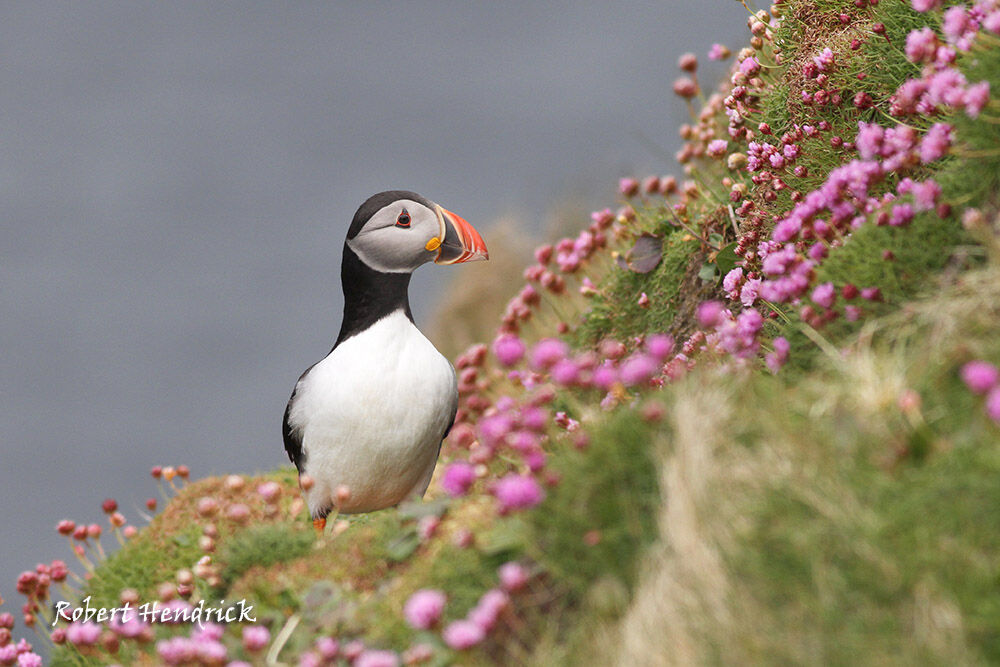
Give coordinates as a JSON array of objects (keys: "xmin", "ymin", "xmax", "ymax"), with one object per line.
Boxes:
[{"xmin": 36, "ymin": 1, "xmax": 1000, "ymax": 664}]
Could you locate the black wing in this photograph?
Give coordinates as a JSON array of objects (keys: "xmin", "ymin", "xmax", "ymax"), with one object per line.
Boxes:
[
  {"xmin": 282, "ymin": 393, "xmax": 305, "ymax": 473},
  {"xmin": 283, "ymin": 364, "xmax": 317, "ymax": 474},
  {"xmin": 438, "ymin": 388, "xmax": 459, "ymax": 452}
]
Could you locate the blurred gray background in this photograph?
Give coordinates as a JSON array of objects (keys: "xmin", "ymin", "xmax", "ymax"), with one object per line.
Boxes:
[{"xmin": 0, "ymin": 2, "xmax": 744, "ymax": 610}]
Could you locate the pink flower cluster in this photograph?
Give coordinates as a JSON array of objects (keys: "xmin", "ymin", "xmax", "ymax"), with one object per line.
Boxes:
[
  {"xmin": 443, "ymin": 588, "xmax": 509, "ymax": 651},
  {"xmin": 960, "ymin": 361, "xmax": 1000, "ymax": 423},
  {"xmin": 156, "ymin": 623, "xmax": 228, "ymax": 665},
  {"xmin": 0, "ymin": 637, "xmax": 42, "ymax": 667},
  {"xmin": 697, "ymin": 301, "xmax": 765, "ymax": 361},
  {"xmin": 720, "ymin": 112, "xmax": 954, "ymax": 346},
  {"xmin": 447, "ymin": 331, "xmax": 682, "ymax": 513},
  {"xmin": 892, "ymin": 3, "xmax": 995, "ymax": 117},
  {"xmin": 403, "ymin": 589, "xmax": 446, "ymax": 630}
]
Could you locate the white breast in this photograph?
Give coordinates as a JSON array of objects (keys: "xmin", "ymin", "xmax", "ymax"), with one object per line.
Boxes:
[{"xmin": 287, "ymin": 310, "xmax": 457, "ymax": 515}]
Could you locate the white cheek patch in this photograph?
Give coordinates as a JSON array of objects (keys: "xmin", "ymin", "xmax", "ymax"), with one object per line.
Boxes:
[
  {"xmin": 347, "ymin": 234, "xmax": 417, "ymax": 273},
  {"xmin": 348, "ymin": 213, "xmax": 438, "ymax": 273}
]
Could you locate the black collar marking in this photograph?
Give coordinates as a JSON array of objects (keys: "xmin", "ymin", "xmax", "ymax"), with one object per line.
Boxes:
[{"xmin": 334, "ymin": 243, "xmax": 414, "ymax": 349}]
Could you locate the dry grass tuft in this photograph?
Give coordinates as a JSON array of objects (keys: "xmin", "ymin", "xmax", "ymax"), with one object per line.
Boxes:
[{"xmin": 614, "ymin": 381, "xmax": 737, "ymax": 666}]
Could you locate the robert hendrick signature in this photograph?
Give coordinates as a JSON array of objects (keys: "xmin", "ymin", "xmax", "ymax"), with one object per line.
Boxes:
[{"xmin": 54, "ymin": 596, "xmax": 256, "ymax": 629}]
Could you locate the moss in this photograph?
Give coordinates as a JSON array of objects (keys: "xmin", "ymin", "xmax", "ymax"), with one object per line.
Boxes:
[
  {"xmin": 575, "ymin": 224, "xmax": 706, "ymax": 344},
  {"xmin": 215, "ymin": 523, "xmax": 315, "ymax": 590}
]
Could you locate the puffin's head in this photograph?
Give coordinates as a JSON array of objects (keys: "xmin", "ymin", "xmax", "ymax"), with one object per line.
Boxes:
[{"xmin": 345, "ymin": 190, "xmax": 488, "ymax": 273}]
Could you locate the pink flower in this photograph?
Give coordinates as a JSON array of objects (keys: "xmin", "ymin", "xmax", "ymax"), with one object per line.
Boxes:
[
  {"xmin": 195, "ymin": 640, "xmax": 227, "ymax": 664},
  {"xmin": 905, "ymin": 27, "xmax": 939, "ymax": 63},
  {"xmin": 986, "ymin": 387, "xmax": 1000, "ymax": 423},
  {"xmin": 618, "ymin": 177, "xmax": 640, "ymax": 198},
  {"xmin": 708, "ymin": 43, "xmax": 731, "ymax": 60},
  {"xmin": 697, "ymin": 300, "xmax": 727, "ymax": 328},
  {"xmin": 257, "ymin": 481, "xmax": 281, "ymax": 503},
  {"xmin": 599, "ymin": 339, "xmax": 626, "ymax": 359},
  {"xmin": 492, "ymin": 334, "xmax": 526, "ymax": 367},
  {"xmin": 890, "ymin": 203, "xmax": 915, "ymax": 227},
  {"xmin": 530, "ymin": 338, "xmax": 569, "ymax": 370},
  {"xmin": 909, "ymin": 179, "xmax": 941, "ymax": 211},
  {"xmin": 520, "ymin": 406, "xmax": 549, "ymax": 432},
  {"xmin": 942, "ymin": 6, "xmax": 971, "ymax": 46},
  {"xmin": 299, "ymin": 651, "xmax": 322, "ymax": 667},
  {"xmin": 467, "ymin": 589, "xmax": 509, "ymax": 632},
  {"xmin": 765, "ymin": 337, "xmax": 791, "ymax": 374},
  {"xmin": 645, "ymin": 334, "xmax": 674, "ymax": 361},
  {"xmin": 592, "ymin": 361, "xmax": 619, "ymax": 391},
  {"xmin": 498, "ymin": 562, "xmax": 529, "ymax": 591},
  {"xmin": 673, "ymin": 77, "xmax": 698, "ymax": 98},
  {"xmin": 192, "ymin": 623, "xmax": 224, "ymax": 642},
  {"xmin": 343, "ymin": 640, "xmax": 366, "ymax": 661},
  {"xmin": 316, "ymin": 637, "xmax": 340, "ymax": 659},
  {"xmin": 741, "ymin": 279, "xmax": 761, "ymax": 306},
  {"xmin": 855, "ymin": 122, "xmax": 884, "ymax": 160},
  {"xmin": 157, "ymin": 637, "xmax": 196, "ymax": 665},
  {"xmin": 242, "ymin": 625, "xmax": 270, "ymax": 652},
  {"xmin": 813, "ymin": 47, "xmax": 835, "ymax": 71},
  {"xmin": 404, "ymin": 589, "xmax": 447, "ymax": 630},
  {"xmin": 16, "ymin": 654, "xmax": 42, "ymax": 667},
  {"xmin": 196, "ymin": 496, "xmax": 219, "ymax": 516},
  {"xmin": 493, "ymin": 474, "xmax": 545, "ymax": 513},
  {"xmin": 860, "ymin": 287, "xmax": 882, "ymax": 301},
  {"xmin": 551, "ymin": 359, "xmax": 581, "ymax": 386},
  {"xmin": 356, "ymin": 650, "xmax": 400, "ymax": 667},
  {"xmin": 478, "ymin": 413, "xmax": 514, "ymax": 447},
  {"xmin": 812, "ymin": 282, "xmax": 836, "ymax": 309},
  {"xmin": 706, "ymin": 139, "xmax": 728, "ymax": 157},
  {"xmin": 109, "ymin": 616, "xmax": 148, "ymax": 638},
  {"xmin": 66, "ymin": 622, "xmax": 102, "ymax": 647},
  {"xmin": 678, "ymin": 52, "xmax": 698, "ymax": 72},
  {"xmin": 443, "ymin": 620, "xmax": 485, "ymax": 650},
  {"xmin": 534, "ymin": 244, "xmax": 553, "ymax": 265},
  {"xmin": 619, "ymin": 354, "xmax": 658, "ymax": 387},
  {"xmin": 964, "ymin": 81, "xmax": 990, "ymax": 117},
  {"xmin": 441, "ymin": 462, "xmax": 476, "ymax": 497},
  {"xmin": 961, "ymin": 361, "xmax": 999, "ymax": 394},
  {"xmin": 417, "ymin": 515, "xmax": 439, "ymax": 540},
  {"xmin": 554, "ymin": 411, "xmax": 580, "ymax": 431},
  {"xmin": 911, "ymin": 0, "xmax": 942, "ymax": 11},
  {"xmin": 984, "ymin": 10, "xmax": 1000, "ymax": 34},
  {"xmin": 723, "ymin": 267, "xmax": 744, "ymax": 294},
  {"xmin": 920, "ymin": 123, "xmax": 953, "ymax": 163},
  {"xmin": 739, "ymin": 56, "xmax": 760, "ymax": 76}
]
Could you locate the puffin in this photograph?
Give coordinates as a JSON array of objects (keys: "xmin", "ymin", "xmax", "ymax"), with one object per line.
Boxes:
[{"xmin": 283, "ymin": 190, "xmax": 488, "ymax": 533}]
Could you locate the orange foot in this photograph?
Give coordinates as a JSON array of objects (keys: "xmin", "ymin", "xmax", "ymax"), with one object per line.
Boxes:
[{"xmin": 312, "ymin": 517, "xmax": 326, "ymax": 536}]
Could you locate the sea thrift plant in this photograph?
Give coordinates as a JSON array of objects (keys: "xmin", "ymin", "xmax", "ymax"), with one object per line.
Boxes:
[
  {"xmin": 6, "ymin": 3, "xmax": 999, "ymax": 665},
  {"xmin": 403, "ymin": 590, "xmax": 446, "ymax": 630}
]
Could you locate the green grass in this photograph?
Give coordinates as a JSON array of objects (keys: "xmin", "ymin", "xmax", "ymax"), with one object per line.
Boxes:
[
  {"xmin": 215, "ymin": 523, "xmax": 315, "ymax": 590},
  {"xmin": 527, "ymin": 411, "xmax": 660, "ymax": 597},
  {"xmin": 574, "ymin": 217, "xmax": 711, "ymax": 345}
]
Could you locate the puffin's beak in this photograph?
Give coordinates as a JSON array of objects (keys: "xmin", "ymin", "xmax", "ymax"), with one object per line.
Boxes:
[{"xmin": 433, "ymin": 205, "xmax": 489, "ymax": 264}]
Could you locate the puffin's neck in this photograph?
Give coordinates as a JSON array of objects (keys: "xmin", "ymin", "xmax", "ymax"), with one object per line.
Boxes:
[{"xmin": 334, "ymin": 244, "xmax": 414, "ymax": 349}]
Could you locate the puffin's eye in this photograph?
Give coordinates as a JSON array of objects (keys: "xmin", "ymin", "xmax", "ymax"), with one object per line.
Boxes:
[{"xmin": 396, "ymin": 210, "xmax": 411, "ymax": 228}]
